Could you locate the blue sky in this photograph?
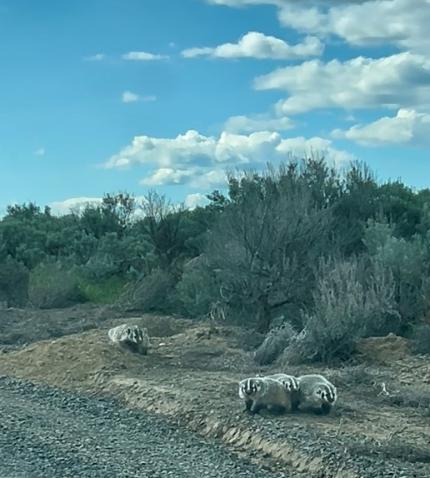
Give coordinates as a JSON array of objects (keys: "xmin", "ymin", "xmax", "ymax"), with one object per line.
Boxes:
[{"xmin": 1, "ymin": 0, "xmax": 429, "ymax": 213}]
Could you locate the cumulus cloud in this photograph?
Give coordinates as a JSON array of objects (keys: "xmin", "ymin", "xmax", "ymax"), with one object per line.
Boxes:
[
  {"xmin": 277, "ymin": 0, "xmax": 430, "ymax": 54},
  {"xmin": 332, "ymin": 109, "xmax": 430, "ymax": 146},
  {"xmin": 184, "ymin": 193, "xmax": 210, "ymax": 210},
  {"xmin": 122, "ymin": 51, "xmax": 168, "ymax": 61},
  {"xmin": 254, "ymin": 52, "xmax": 430, "ymax": 114},
  {"xmin": 208, "ymin": 1, "xmax": 430, "ymax": 54},
  {"xmin": 182, "ymin": 32, "xmax": 323, "ymax": 60},
  {"xmin": 49, "ymin": 197, "xmax": 103, "ymax": 216},
  {"xmin": 106, "ymin": 129, "xmax": 353, "ymax": 187},
  {"xmin": 224, "ymin": 113, "xmax": 294, "ymax": 133}
]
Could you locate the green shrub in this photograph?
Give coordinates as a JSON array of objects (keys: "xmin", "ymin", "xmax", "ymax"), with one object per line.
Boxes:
[
  {"xmin": 254, "ymin": 322, "xmax": 297, "ymax": 365},
  {"xmin": 281, "ymin": 257, "xmax": 399, "ymax": 363},
  {"xmin": 78, "ymin": 276, "xmax": 127, "ymax": 304},
  {"xmin": 0, "ymin": 256, "xmax": 29, "ymax": 307},
  {"xmin": 364, "ymin": 221, "xmax": 429, "ymax": 330},
  {"xmin": 126, "ymin": 268, "xmax": 177, "ymax": 313},
  {"xmin": 176, "ymin": 255, "xmax": 219, "ymax": 318},
  {"xmin": 29, "ymin": 262, "xmax": 83, "ymax": 309}
]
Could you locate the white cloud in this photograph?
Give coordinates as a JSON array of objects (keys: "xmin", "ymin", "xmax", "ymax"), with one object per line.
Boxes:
[
  {"xmin": 332, "ymin": 108, "xmax": 430, "ymax": 146},
  {"xmin": 34, "ymin": 147, "xmax": 45, "ymax": 157},
  {"xmin": 122, "ymin": 91, "xmax": 157, "ymax": 103},
  {"xmin": 106, "ymin": 129, "xmax": 352, "ymax": 187},
  {"xmin": 122, "ymin": 51, "xmax": 168, "ymax": 61},
  {"xmin": 277, "ymin": 0, "xmax": 430, "ymax": 54},
  {"xmin": 184, "ymin": 193, "xmax": 210, "ymax": 209},
  {"xmin": 224, "ymin": 113, "xmax": 294, "ymax": 133},
  {"xmin": 208, "ymin": 1, "xmax": 430, "ymax": 54},
  {"xmin": 84, "ymin": 53, "xmax": 106, "ymax": 61},
  {"xmin": 182, "ymin": 32, "xmax": 323, "ymax": 60},
  {"xmin": 140, "ymin": 168, "xmax": 196, "ymax": 186},
  {"xmin": 122, "ymin": 91, "xmax": 140, "ymax": 103},
  {"xmin": 49, "ymin": 197, "xmax": 103, "ymax": 215},
  {"xmin": 254, "ymin": 52, "xmax": 430, "ymax": 114},
  {"xmin": 277, "ymin": 136, "xmax": 355, "ymax": 164}
]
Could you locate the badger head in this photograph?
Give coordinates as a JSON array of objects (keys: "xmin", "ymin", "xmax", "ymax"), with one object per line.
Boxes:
[
  {"xmin": 314, "ymin": 383, "xmax": 336, "ymax": 403},
  {"xmin": 239, "ymin": 378, "xmax": 264, "ymax": 398}
]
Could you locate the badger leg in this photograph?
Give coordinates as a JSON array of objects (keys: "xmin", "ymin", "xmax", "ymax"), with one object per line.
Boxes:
[
  {"xmin": 291, "ymin": 398, "xmax": 300, "ymax": 413},
  {"xmin": 244, "ymin": 399, "xmax": 252, "ymax": 412},
  {"xmin": 320, "ymin": 403, "xmax": 332, "ymax": 415},
  {"xmin": 249, "ymin": 401, "xmax": 263, "ymax": 414}
]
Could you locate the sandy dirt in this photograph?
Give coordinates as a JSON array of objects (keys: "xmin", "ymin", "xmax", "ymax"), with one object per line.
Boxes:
[{"xmin": 0, "ymin": 309, "xmax": 429, "ymax": 477}]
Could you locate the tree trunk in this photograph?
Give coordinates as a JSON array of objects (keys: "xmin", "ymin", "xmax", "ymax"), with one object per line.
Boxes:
[{"xmin": 256, "ymin": 294, "xmax": 271, "ymax": 333}]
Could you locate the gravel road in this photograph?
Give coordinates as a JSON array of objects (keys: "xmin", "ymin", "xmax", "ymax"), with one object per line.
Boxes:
[{"xmin": 0, "ymin": 376, "xmax": 286, "ymax": 478}]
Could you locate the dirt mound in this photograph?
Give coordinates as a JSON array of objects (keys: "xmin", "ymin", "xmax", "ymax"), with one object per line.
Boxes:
[
  {"xmin": 356, "ymin": 333, "xmax": 410, "ymax": 364},
  {"xmin": 0, "ymin": 321, "xmax": 254, "ymax": 389}
]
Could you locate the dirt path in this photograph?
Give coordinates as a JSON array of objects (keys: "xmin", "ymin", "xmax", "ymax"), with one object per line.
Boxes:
[{"xmin": 0, "ymin": 376, "xmax": 286, "ymax": 478}]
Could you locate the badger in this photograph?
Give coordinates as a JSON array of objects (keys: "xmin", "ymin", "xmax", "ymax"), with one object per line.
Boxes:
[
  {"xmin": 266, "ymin": 373, "xmax": 299, "ymax": 392},
  {"xmin": 238, "ymin": 377, "xmax": 295, "ymax": 414},
  {"xmin": 296, "ymin": 374, "xmax": 337, "ymax": 415},
  {"xmin": 266, "ymin": 373, "xmax": 300, "ymax": 411},
  {"xmin": 108, "ymin": 324, "xmax": 150, "ymax": 355}
]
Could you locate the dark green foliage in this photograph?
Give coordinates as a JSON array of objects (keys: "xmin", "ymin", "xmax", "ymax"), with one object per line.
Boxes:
[
  {"xmin": 28, "ymin": 262, "xmax": 83, "ymax": 309},
  {"xmin": 364, "ymin": 221, "xmax": 429, "ymax": 331},
  {"xmin": 3, "ymin": 158, "xmax": 430, "ymax": 366},
  {"xmin": 176, "ymin": 255, "xmax": 219, "ymax": 318},
  {"xmin": 207, "ymin": 161, "xmax": 334, "ymax": 332},
  {"xmin": 0, "ymin": 256, "xmax": 29, "ymax": 307}
]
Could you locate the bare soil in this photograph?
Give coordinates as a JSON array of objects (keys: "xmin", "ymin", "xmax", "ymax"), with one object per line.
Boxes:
[{"xmin": 0, "ymin": 306, "xmax": 429, "ymax": 477}]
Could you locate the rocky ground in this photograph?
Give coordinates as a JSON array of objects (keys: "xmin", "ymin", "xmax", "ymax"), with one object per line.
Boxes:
[
  {"xmin": 0, "ymin": 307, "xmax": 429, "ymax": 477},
  {"xmin": 0, "ymin": 376, "xmax": 289, "ymax": 478}
]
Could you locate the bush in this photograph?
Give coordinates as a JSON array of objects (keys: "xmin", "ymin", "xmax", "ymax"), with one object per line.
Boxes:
[
  {"xmin": 254, "ymin": 322, "xmax": 297, "ymax": 365},
  {"xmin": 411, "ymin": 324, "xmax": 430, "ymax": 355},
  {"xmin": 364, "ymin": 221, "xmax": 429, "ymax": 330},
  {"xmin": 281, "ymin": 257, "xmax": 399, "ymax": 363},
  {"xmin": 28, "ymin": 262, "xmax": 83, "ymax": 309},
  {"xmin": 78, "ymin": 276, "xmax": 127, "ymax": 304},
  {"xmin": 176, "ymin": 255, "xmax": 219, "ymax": 318},
  {"xmin": 125, "ymin": 268, "xmax": 176, "ymax": 313},
  {"xmin": 0, "ymin": 256, "xmax": 29, "ymax": 307}
]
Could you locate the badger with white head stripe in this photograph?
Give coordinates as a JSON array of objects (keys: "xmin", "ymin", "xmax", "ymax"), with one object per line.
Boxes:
[
  {"xmin": 296, "ymin": 374, "xmax": 337, "ymax": 415},
  {"xmin": 266, "ymin": 373, "xmax": 299, "ymax": 392},
  {"xmin": 266, "ymin": 373, "xmax": 300, "ymax": 411},
  {"xmin": 108, "ymin": 324, "xmax": 150, "ymax": 355},
  {"xmin": 238, "ymin": 376, "xmax": 295, "ymax": 414}
]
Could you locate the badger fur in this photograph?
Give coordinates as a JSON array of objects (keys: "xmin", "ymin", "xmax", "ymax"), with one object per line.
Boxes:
[
  {"xmin": 238, "ymin": 377, "xmax": 294, "ymax": 414},
  {"xmin": 296, "ymin": 374, "xmax": 337, "ymax": 415},
  {"xmin": 108, "ymin": 324, "xmax": 150, "ymax": 355},
  {"xmin": 266, "ymin": 373, "xmax": 300, "ymax": 411},
  {"xmin": 266, "ymin": 373, "xmax": 299, "ymax": 392}
]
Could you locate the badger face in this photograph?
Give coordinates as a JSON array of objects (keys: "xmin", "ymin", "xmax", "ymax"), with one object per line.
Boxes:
[
  {"xmin": 315, "ymin": 384, "xmax": 336, "ymax": 403},
  {"xmin": 280, "ymin": 377, "xmax": 299, "ymax": 392},
  {"xmin": 240, "ymin": 378, "xmax": 263, "ymax": 397}
]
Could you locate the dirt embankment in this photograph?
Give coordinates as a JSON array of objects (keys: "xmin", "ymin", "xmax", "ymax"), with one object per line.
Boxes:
[{"xmin": 0, "ymin": 309, "xmax": 429, "ymax": 477}]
